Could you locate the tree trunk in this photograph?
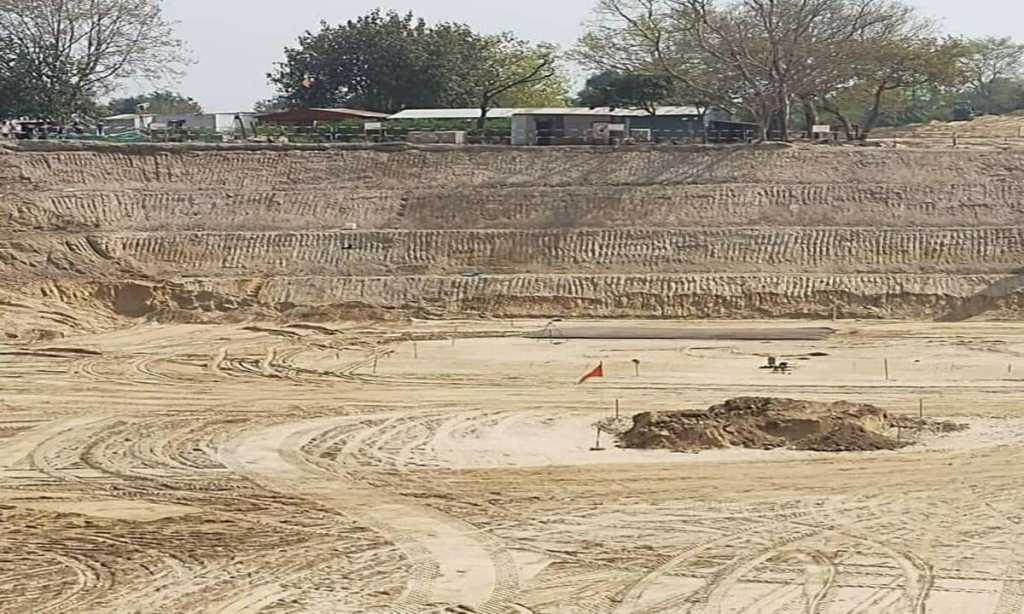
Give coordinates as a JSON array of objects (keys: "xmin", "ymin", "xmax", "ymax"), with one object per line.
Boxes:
[
  {"xmin": 755, "ymin": 112, "xmax": 769, "ymax": 142},
  {"xmin": 777, "ymin": 89, "xmax": 791, "ymax": 142},
  {"xmin": 750, "ymin": 102, "xmax": 771, "ymax": 143},
  {"xmin": 860, "ymin": 84, "xmax": 888, "ymax": 141},
  {"xmin": 821, "ymin": 100, "xmax": 854, "ymax": 141},
  {"xmin": 477, "ymin": 102, "xmax": 490, "ymax": 142},
  {"xmin": 802, "ymin": 98, "xmax": 818, "ymax": 139}
]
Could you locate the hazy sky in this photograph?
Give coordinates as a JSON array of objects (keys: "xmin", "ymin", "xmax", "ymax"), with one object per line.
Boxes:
[{"xmin": 139, "ymin": 0, "xmax": 1024, "ymax": 112}]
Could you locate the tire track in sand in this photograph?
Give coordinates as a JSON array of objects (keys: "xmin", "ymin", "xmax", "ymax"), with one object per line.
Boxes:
[{"xmin": 219, "ymin": 417, "xmax": 520, "ymax": 613}]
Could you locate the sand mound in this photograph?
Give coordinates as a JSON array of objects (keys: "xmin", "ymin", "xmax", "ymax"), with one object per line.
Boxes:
[
  {"xmin": 622, "ymin": 397, "xmax": 908, "ymax": 453},
  {"xmin": 790, "ymin": 422, "xmax": 904, "ymax": 452}
]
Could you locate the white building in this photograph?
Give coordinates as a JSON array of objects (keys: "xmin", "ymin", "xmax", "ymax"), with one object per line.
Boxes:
[
  {"xmin": 102, "ymin": 113, "xmax": 154, "ymax": 130},
  {"xmin": 150, "ymin": 112, "xmax": 258, "ymax": 133},
  {"xmin": 387, "ymin": 106, "xmax": 739, "ymax": 145}
]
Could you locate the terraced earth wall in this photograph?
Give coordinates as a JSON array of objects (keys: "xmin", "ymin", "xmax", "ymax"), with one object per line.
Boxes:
[{"xmin": 3, "ymin": 142, "xmax": 1024, "ymax": 325}]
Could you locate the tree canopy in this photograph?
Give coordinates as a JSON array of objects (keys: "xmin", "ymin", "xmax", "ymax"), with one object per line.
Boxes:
[
  {"xmin": 575, "ymin": 0, "xmax": 999, "ymax": 140},
  {"xmin": 576, "ymin": 71, "xmax": 675, "ymax": 114},
  {"xmin": 268, "ymin": 10, "xmax": 566, "ymax": 118},
  {"xmin": 0, "ymin": 0, "xmax": 187, "ymax": 119},
  {"xmin": 107, "ymin": 91, "xmax": 203, "ymax": 116},
  {"xmin": 962, "ymin": 37, "xmax": 1024, "ymax": 115}
]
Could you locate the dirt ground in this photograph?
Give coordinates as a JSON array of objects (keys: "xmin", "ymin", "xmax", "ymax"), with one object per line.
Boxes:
[
  {"xmin": 1, "ymin": 318, "xmax": 1023, "ymax": 613},
  {"xmin": 4, "ymin": 142, "xmax": 1024, "ymax": 612}
]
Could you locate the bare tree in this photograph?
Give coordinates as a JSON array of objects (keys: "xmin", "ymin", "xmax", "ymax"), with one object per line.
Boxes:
[
  {"xmin": 823, "ymin": 36, "xmax": 967, "ymax": 139},
  {"xmin": 0, "ymin": 0, "xmax": 187, "ymax": 118},
  {"xmin": 577, "ymin": 0, "xmax": 926, "ymax": 141},
  {"xmin": 437, "ymin": 28, "xmax": 560, "ymax": 130},
  {"xmin": 963, "ymin": 37, "xmax": 1024, "ymax": 115},
  {"xmin": 576, "ymin": 0, "xmax": 741, "ymax": 121}
]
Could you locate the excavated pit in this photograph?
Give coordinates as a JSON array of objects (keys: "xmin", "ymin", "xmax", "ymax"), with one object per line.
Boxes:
[
  {"xmin": 5, "ymin": 142, "xmax": 1024, "ymax": 331},
  {"xmin": 622, "ymin": 397, "xmax": 912, "ymax": 453}
]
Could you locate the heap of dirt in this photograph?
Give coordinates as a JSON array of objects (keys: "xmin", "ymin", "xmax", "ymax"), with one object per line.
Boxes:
[
  {"xmin": 621, "ymin": 397, "xmax": 909, "ymax": 453},
  {"xmin": 789, "ymin": 422, "xmax": 905, "ymax": 452}
]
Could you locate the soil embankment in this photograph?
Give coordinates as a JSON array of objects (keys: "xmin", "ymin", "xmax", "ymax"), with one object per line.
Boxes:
[{"xmin": 4, "ymin": 142, "xmax": 1024, "ymax": 331}]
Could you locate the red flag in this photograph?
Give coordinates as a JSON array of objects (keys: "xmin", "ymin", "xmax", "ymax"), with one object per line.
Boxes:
[{"xmin": 577, "ymin": 362, "xmax": 604, "ymax": 385}]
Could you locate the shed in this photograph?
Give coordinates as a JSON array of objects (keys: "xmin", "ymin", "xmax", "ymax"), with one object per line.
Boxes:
[
  {"xmin": 627, "ymin": 106, "xmax": 711, "ymax": 137},
  {"xmin": 256, "ymin": 107, "xmax": 388, "ymax": 126},
  {"xmin": 510, "ymin": 108, "xmax": 632, "ymax": 145},
  {"xmin": 102, "ymin": 113, "xmax": 154, "ymax": 130},
  {"xmin": 387, "ymin": 108, "xmax": 518, "ymax": 121},
  {"xmin": 513, "ymin": 106, "xmax": 747, "ymax": 144},
  {"xmin": 152, "ymin": 112, "xmax": 258, "ymax": 133}
]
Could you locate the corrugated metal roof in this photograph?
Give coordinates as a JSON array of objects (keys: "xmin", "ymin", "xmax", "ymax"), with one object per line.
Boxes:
[
  {"xmin": 388, "ymin": 108, "xmax": 518, "ymax": 120},
  {"xmin": 652, "ymin": 106, "xmax": 702, "ymax": 116},
  {"xmin": 103, "ymin": 113, "xmax": 153, "ymax": 121},
  {"xmin": 256, "ymin": 107, "xmax": 389, "ymax": 119},
  {"xmin": 388, "ymin": 106, "xmax": 703, "ymax": 120},
  {"xmin": 512, "ymin": 107, "xmax": 626, "ymax": 116},
  {"xmin": 311, "ymin": 107, "xmax": 389, "ymax": 118}
]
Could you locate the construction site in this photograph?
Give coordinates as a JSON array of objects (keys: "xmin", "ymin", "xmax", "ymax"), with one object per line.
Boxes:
[{"xmin": 3, "ymin": 139, "xmax": 1024, "ymax": 613}]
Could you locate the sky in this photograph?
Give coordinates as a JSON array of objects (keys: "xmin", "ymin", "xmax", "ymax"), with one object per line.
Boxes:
[{"xmin": 132, "ymin": 0, "xmax": 1024, "ymax": 112}]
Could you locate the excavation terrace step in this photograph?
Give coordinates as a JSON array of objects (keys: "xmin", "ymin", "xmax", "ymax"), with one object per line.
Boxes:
[
  {"xmin": 8, "ymin": 182, "xmax": 1024, "ymax": 231},
  {"xmin": 16, "ymin": 227, "xmax": 1024, "ymax": 277}
]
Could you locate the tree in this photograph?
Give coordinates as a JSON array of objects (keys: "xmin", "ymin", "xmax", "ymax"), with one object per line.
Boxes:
[
  {"xmin": 0, "ymin": 42, "xmax": 34, "ymax": 118},
  {"xmin": 494, "ymin": 74, "xmax": 571, "ymax": 108},
  {"xmin": 269, "ymin": 11, "xmax": 564, "ymax": 118},
  {"xmin": 577, "ymin": 0, "xmax": 930, "ymax": 141},
  {"xmin": 965, "ymin": 78, "xmax": 1024, "ymax": 116},
  {"xmin": 962, "ymin": 37, "xmax": 1024, "ymax": 114},
  {"xmin": 253, "ymin": 97, "xmax": 290, "ymax": 114},
  {"xmin": 576, "ymin": 71, "xmax": 674, "ymax": 114},
  {"xmin": 434, "ymin": 29, "xmax": 560, "ymax": 128},
  {"xmin": 0, "ymin": 0, "xmax": 187, "ymax": 119},
  {"xmin": 108, "ymin": 90, "xmax": 203, "ymax": 116},
  {"xmin": 821, "ymin": 36, "xmax": 969, "ymax": 139},
  {"xmin": 574, "ymin": 1, "xmax": 736, "ymax": 118},
  {"xmin": 269, "ymin": 10, "xmax": 448, "ymax": 113}
]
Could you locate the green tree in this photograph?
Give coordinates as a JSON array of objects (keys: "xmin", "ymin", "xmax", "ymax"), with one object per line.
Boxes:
[
  {"xmin": 494, "ymin": 76, "xmax": 570, "ymax": 108},
  {"xmin": 0, "ymin": 0, "xmax": 187, "ymax": 119},
  {"xmin": 962, "ymin": 37, "xmax": 1024, "ymax": 114},
  {"xmin": 108, "ymin": 91, "xmax": 203, "ymax": 116},
  {"xmin": 0, "ymin": 43, "xmax": 35, "ymax": 118},
  {"xmin": 433, "ymin": 29, "xmax": 561, "ymax": 127},
  {"xmin": 965, "ymin": 78, "xmax": 1024, "ymax": 116},
  {"xmin": 253, "ymin": 97, "xmax": 290, "ymax": 113},
  {"xmin": 269, "ymin": 11, "xmax": 563, "ymax": 118},
  {"xmin": 816, "ymin": 36, "xmax": 969, "ymax": 139},
  {"xmin": 269, "ymin": 10, "xmax": 446, "ymax": 113},
  {"xmin": 576, "ymin": 71, "xmax": 674, "ymax": 114}
]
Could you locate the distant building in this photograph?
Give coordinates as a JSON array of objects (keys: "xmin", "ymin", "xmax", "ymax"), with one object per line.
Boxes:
[
  {"xmin": 510, "ymin": 108, "xmax": 633, "ymax": 145},
  {"xmin": 387, "ymin": 108, "xmax": 518, "ymax": 121},
  {"xmin": 386, "ymin": 106, "xmax": 753, "ymax": 145},
  {"xmin": 512, "ymin": 107, "xmax": 745, "ymax": 145},
  {"xmin": 102, "ymin": 113, "xmax": 154, "ymax": 130},
  {"xmin": 256, "ymin": 107, "xmax": 389, "ymax": 126},
  {"xmin": 151, "ymin": 112, "xmax": 257, "ymax": 133},
  {"xmin": 103, "ymin": 112, "xmax": 258, "ymax": 134}
]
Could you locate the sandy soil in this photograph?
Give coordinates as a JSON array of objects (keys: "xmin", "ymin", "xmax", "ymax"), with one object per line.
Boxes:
[
  {"xmin": 8, "ymin": 144, "xmax": 1024, "ymax": 322},
  {"xmin": 1, "ymin": 318, "xmax": 1023, "ymax": 613},
  {"xmin": 4, "ymin": 141, "xmax": 1024, "ymax": 613}
]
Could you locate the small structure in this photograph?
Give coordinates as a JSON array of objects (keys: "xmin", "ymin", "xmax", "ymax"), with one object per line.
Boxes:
[
  {"xmin": 256, "ymin": 107, "xmax": 388, "ymax": 126},
  {"xmin": 387, "ymin": 108, "xmax": 517, "ymax": 121},
  {"xmin": 152, "ymin": 112, "xmax": 258, "ymax": 134},
  {"xmin": 511, "ymin": 108, "xmax": 630, "ymax": 145},
  {"xmin": 385, "ymin": 106, "xmax": 755, "ymax": 145},
  {"xmin": 102, "ymin": 113, "xmax": 154, "ymax": 130}
]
